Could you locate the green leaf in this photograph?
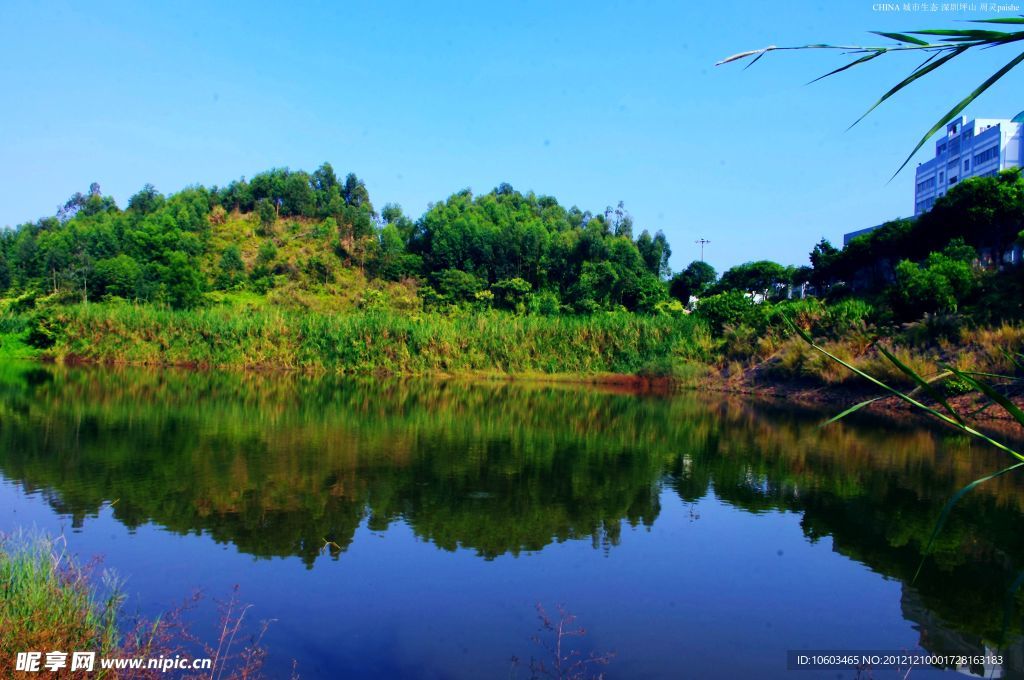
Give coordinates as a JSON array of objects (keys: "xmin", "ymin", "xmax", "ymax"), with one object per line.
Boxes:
[
  {"xmin": 820, "ymin": 396, "xmax": 885, "ymax": 426},
  {"xmin": 960, "ymin": 370, "xmax": 1020, "ymax": 380},
  {"xmin": 849, "ymin": 46, "xmax": 969, "ymax": 130},
  {"xmin": 946, "ymin": 365, "xmax": 1024, "ymax": 427},
  {"xmin": 870, "ymin": 31, "xmax": 930, "ymax": 45},
  {"xmin": 744, "ymin": 50, "xmax": 771, "ymax": 70},
  {"xmin": 808, "ymin": 51, "xmax": 885, "ymax": 84},
  {"xmin": 969, "ymin": 17, "xmax": 1024, "ymax": 25},
  {"xmin": 914, "ymin": 461, "xmax": 1024, "ymax": 583},
  {"xmin": 877, "ymin": 344, "xmax": 964, "ymax": 424},
  {"xmin": 910, "ymin": 28, "xmax": 1014, "ymax": 40},
  {"xmin": 893, "ymin": 49, "xmax": 1024, "ymax": 178},
  {"xmin": 1000, "ymin": 348, "xmax": 1024, "ymax": 371}
]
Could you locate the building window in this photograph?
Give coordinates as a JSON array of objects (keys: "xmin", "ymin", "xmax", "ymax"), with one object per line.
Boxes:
[
  {"xmin": 964, "ymin": 159, "xmax": 970, "ymax": 172},
  {"xmin": 973, "ymin": 146, "xmax": 999, "ymax": 166}
]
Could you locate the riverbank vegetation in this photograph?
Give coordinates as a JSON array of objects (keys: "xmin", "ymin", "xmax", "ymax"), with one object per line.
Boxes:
[
  {"xmin": 0, "ymin": 163, "xmax": 1022, "ymax": 388},
  {"xmin": 0, "ymin": 532, "xmax": 272, "ymax": 679},
  {"xmin": 0, "ymin": 534, "xmax": 121, "ymax": 673}
]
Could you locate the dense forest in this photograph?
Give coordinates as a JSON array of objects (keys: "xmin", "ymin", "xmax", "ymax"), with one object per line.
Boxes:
[
  {"xmin": 0, "ymin": 163, "xmax": 673, "ymax": 314},
  {"xmin": 3, "ymin": 161, "xmax": 1023, "ymax": 322}
]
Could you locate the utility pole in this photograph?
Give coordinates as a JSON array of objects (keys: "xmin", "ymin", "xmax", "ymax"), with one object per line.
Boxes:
[{"xmin": 695, "ymin": 238, "xmax": 710, "ymax": 262}]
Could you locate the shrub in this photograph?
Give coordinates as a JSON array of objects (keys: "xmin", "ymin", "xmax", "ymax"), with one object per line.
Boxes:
[
  {"xmin": 695, "ymin": 291, "xmax": 756, "ymax": 333},
  {"xmin": 209, "ymin": 204, "xmax": 228, "ymax": 226},
  {"xmin": 491, "ymin": 277, "xmax": 532, "ymax": 311}
]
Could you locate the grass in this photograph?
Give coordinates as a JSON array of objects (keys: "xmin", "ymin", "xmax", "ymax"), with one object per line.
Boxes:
[
  {"xmin": 15, "ymin": 302, "xmax": 708, "ymax": 377},
  {"xmin": 0, "ymin": 533, "xmax": 121, "ymax": 676},
  {"xmin": 0, "ymin": 532, "xmax": 274, "ymax": 679}
]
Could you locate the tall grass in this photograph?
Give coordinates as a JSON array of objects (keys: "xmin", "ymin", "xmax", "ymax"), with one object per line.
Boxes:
[
  {"xmin": 0, "ymin": 532, "xmax": 274, "ymax": 679},
  {"xmin": 0, "ymin": 533, "xmax": 121, "ymax": 675},
  {"xmin": 26, "ymin": 303, "xmax": 707, "ymax": 377}
]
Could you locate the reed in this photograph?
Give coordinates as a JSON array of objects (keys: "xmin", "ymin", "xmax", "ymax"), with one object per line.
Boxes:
[{"xmin": 23, "ymin": 303, "xmax": 707, "ymax": 377}]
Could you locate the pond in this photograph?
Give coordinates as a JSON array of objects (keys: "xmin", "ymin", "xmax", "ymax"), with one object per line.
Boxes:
[{"xmin": 1, "ymin": 362, "xmax": 1022, "ymax": 679}]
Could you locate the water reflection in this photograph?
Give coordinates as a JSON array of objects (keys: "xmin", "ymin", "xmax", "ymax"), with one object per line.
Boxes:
[{"xmin": 1, "ymin": 362, "xmax": 1024, "ymax": 676}]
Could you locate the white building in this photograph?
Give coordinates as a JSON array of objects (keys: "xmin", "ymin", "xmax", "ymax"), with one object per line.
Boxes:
[{"xmin": 914, "ymin": 112, "xmax": 1024, "ymax": 215}]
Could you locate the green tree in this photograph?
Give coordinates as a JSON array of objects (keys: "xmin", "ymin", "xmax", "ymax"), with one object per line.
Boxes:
[
  {"xmin": 433, "ymin": 269, "xmax": 485, "ymax": 304},
  {"xmin": 164, "ymin": 251, "xmax": 205, "ymax": 309},
  {"xmin": 892, "ymin": 240, "xmax": 979, "ymax": 317},
  {"xmin": 127, "ymin": 184, "xmax": 164, "ymax": 215},
  {"xmin": 716, "ymin": 260, "xmax": 789, "ymax": 299},
  {"xmin": 636, "ymin": 230, "xmax": 672, "ymax": 278},
  {"xmin": 669, "ymin": 261, "xmax": 717, "ymax": 304},
  {"xmin": 695, "ymin": 291, "xmax": 757, "ymax": 333},
  {"xmin": 216, "ymin": 245, "xmax": 245, "ymax": 289},
  {"xmin": 808, "ymin": 238, "xmax": 840, "ymax": 289},
  {"xmin": 94, "ymin": 254, "xmax": 141, "ymax": 299},
  {"xmin": 256, "ymin": 199, "xmax": 276, "ymax": 236}
]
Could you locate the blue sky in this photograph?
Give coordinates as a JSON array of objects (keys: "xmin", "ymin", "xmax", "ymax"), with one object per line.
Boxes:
[{"xmin": 2, "ymin": 0, "xmax": 1022, "ymax": 274}]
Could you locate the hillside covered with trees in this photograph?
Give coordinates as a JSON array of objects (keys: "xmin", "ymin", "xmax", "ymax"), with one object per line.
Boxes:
[
  {"xmin": 0, "ymin": 163, "xmax": 1022, "ymax": 383},
  {"xmin": 0, "ymin": 163, "xmax": 673, "ymax": 316}
]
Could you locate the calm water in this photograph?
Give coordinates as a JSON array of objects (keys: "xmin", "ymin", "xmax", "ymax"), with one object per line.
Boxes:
[{"xmin": 2, "ymin": 362, "xmax": 1024, "ymax": 679}]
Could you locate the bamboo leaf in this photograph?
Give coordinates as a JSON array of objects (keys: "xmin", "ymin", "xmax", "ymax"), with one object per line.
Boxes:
[
  {"xmin": 893, "ymin": 49, "xmax": 1024, "ymax": 178},
  {"xmin": 914, "ymin": 461, "xmax": 1024, "ymax": 583},
  {"xmin": 961, "ymin": 370, "xmax": 1020, "ymax": 380},
  {"xmin": 877, "ymin": 344, "xmax": 964, "ymax": 424},
  {"xmin": 915, "ymin": 50, "xmax": 942, "ymax": 71}
]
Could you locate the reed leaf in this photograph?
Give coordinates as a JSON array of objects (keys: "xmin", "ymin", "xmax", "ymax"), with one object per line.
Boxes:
[
  {"xmin": 819, "ymin": 396, "xmax": 884, "ymax": 426},
  {"xmin": 944, "ymin": 365, "xmax": 1024, "ymax": 427},
  {"xmin": 870, "ymin": 31, "xmax": 930, "ymax": 45},
  {"xmin": 914, "ymin": 461, "xmax": 1024, "ymax": 583},
  {"xmin": 876, "ymin": 344, "xmax": 964, "ymax": 424},
  {"xmin": 850, "ymin": 46, "xmax": 969, "ymax": 130},
  {"xmin": 893, "ymin": 49, "xmax": 1024, "ymax": 178}
]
